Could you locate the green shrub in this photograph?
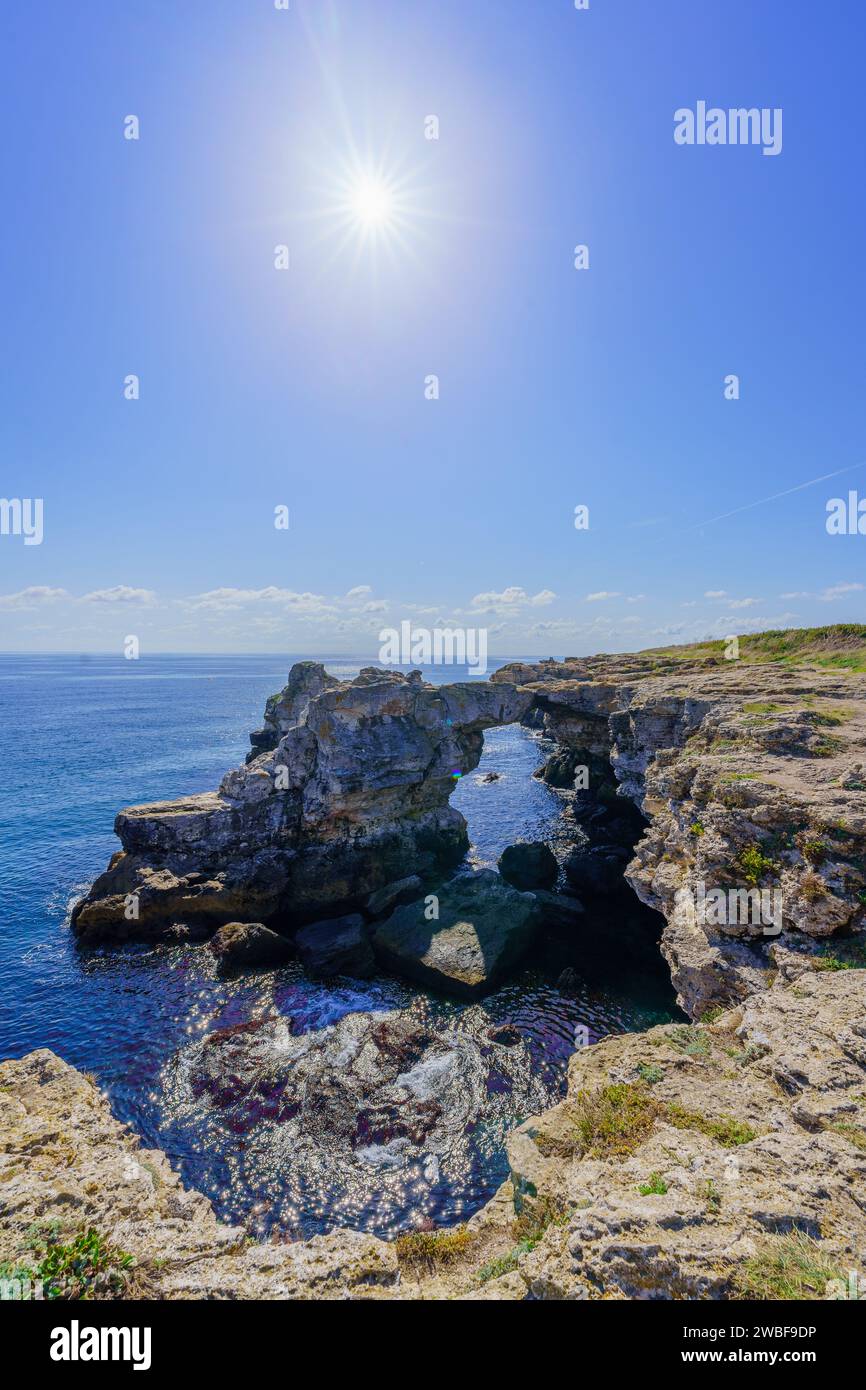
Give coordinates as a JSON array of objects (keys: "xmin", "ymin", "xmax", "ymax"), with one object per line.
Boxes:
[
  {"xmin": 20, "ymin": 1228, "xmax": 134, "ymax": 1300},
  {"xmin": 737, "ymin": 844, "xmax": 778, "ymax": 886}
]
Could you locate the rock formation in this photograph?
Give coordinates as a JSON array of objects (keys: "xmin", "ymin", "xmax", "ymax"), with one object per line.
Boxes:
[
  {"xmin": 72, "ymin": 653, "xmax": 866, "ymax": 1019},
  {"xmin": 20, "ymin": 645, "xmax": 863, "ymax": 1300},
  {"xmin": 71, "ymin": 665, "xmax": 532, "ymax": 945}
]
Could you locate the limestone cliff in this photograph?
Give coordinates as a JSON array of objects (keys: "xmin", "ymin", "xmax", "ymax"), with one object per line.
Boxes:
[
  {"xmin": 72, "ymin": 654, "xmax": 866, "ymax": 1019},
  {"xmin": 8, "ymin": 648, "xmax": 866, "ymax": 1300}
]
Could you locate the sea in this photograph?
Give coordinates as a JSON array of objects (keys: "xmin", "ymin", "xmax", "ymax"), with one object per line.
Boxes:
[{"xmin": 0, "ymin": 653, "xmax": 678, "ymax": 1238}]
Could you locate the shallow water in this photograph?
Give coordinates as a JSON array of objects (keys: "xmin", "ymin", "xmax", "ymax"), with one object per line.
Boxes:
[{"xmin": 0, "ymin": 653, "xmax": 678, "ymax": 1237}]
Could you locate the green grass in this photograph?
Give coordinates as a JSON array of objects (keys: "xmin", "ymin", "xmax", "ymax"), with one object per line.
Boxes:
[
  {"xmin": 665, "ymin": 1025, "xmax": 711, "ymax": 1058},
  {"xmin": 476, "ymin": 1240, "xmax": 534, "ymax": 1284},
  {"xmin": 644, "ymin": 624, "xmax": 866, "ymax": 673},
  {"xmin": 638, "ymin": 1172, "xmax": 669, "ymax": 1196},
  {"xmin": 636, "ymin": 1062, "xmax": 665, "ymax": 1085},
  {"xmin": 743, "ymin": 701, "xmax": 785, "ymax": 714},
  {"xmin": 737, "ymin": 844, "xmax": 779, "ymax": 886},
  {"xmin": 704, "ymin": 1179, "xmax": 723, "ymax": 1212},
  {"xmin": 394, "ymin": 1225, "xmax": 473, "ymax": 1273},
  {"xmin": 734, "ymin": 1231, "xmax": 845, "ymax": 1300},
  {"xmin": 665, "ymin": 1104, "xmax": 758, "ymax": 1148},
  {"xmin": 512, "ymin": 1194, "xmax": 570, "ymax": 1247},
  {"xmin": 570, "ymin": 1083, "xmax": 660, "ymax": 1159},
  {"xmin": 813, "ymin": 944, "xmax": 866, "ymax": 972}
]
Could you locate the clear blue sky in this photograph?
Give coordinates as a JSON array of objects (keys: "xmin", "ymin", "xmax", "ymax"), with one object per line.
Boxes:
[{"xmin": 1, "ymin": 0, "xmax": 864, "ymax": 654}]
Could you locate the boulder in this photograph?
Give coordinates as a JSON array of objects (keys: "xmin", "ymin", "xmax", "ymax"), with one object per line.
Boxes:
[
  {"xmin": 531, "ymin": 889, "xmax": 585, "ymax": 929},
  {"xmin": 295, "ymin": 914, "xmax": 375, "ymax": 979},
  {"xmin": 208, "ymin": 922, "xmax": 293, "ymax": 970},
  {"xmin": 498, "ymin": 841, "xmax": 558, "ymax": 891},
  {"xmin": 538, "ymin": 748, "xmax": 580, "ymax": 788},
  {"xmin": 372, "ymin": 870, "xmax": 539, "ymax": 998},
  {"xmin": 365, "ymin": 875, "xmax": 423, "ymax": 919}
]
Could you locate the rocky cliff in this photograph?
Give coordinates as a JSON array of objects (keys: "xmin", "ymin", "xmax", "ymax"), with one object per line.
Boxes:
[
  {"xmin": 72, "ymin": 653, "xmax": 866, "ymax": 1018},
  {"xmin": 71, "ymin": 663, "xmax": 532, "ymax": 942},
  {"xmin": 14, "ymin": 647, "xmax": 864, "ymax": 1300}
]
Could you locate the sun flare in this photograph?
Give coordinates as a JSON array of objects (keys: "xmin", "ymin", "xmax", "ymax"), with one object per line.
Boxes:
[{"xmin": 349, "ymin": 177, "xmax": 395, "ymax": 229}]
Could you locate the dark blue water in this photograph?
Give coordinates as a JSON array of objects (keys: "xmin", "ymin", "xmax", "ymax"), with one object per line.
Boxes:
[{"xmin": 0, "ymin": 653, "xmax": 677, "ymax": 1237}]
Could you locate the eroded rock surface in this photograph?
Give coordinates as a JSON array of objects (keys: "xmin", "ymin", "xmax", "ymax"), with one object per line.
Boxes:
[
  {"xmin": 371, "ymin": 869, "xmax": 539, "ymax": 997},
  {"xmin": 160, "ymin": 1006, "xmax": 550, "ymax": 1235},
  {"xmin": 72, "ymin": 655, "xmax": 866, "ymax": 1021},
  {"xmin": 71, "ymin": 667, "xmax": 532, "ymax": 943},
  {"xmin": 0, "ymin": 1050, "xmax": 398, "ymax": 1300}
]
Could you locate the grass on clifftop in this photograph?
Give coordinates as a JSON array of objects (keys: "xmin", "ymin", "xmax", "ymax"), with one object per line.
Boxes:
[
  {"xmin": 734, "ymin": 1231, "xmax": 845, "ymax": 1300},
  {"xmin": 646, "ymin": 624, "xmax": 866, "ymax": 673}
]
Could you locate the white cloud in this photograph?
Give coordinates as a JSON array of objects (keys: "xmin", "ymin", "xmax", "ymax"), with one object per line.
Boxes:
[
  {"xmin": 80, "ymin": 586, "xmax": 156, "ymax": 604},
  {"xmin": 0, "ymin": 586, "xmax": 69, "ymax": 609},
  {"xmin": 585, "ymin": 591, "xmax": 621, "ymax": 602},
  {"xmin": 779, "ymin": 582, "xmax": 863, "ymax": 602},
  {"xmin": 821, "ymin": 582, "xmax": 864, "ymax": 600},
  {"xmin": 345, "ymin": 585, "xmax": 372, "ymax": 599},
  {"xmin": 469, "ymin": 586, "xmax": 556, "ymax": 614},
  {"xmin": 185, "ymin": 587, "xmax": 329, "ymax": 612},
  {"xmin": 704, "ymin": 590, "xmax": 727, "ymax": 599}
]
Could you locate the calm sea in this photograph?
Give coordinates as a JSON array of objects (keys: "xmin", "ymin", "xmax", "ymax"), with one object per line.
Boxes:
[{"xmin": 0, "ymin": 653, "xmax": 677, "ymax": 1236}]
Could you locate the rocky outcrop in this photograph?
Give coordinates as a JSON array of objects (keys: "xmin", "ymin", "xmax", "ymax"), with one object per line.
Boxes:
[
  {"xmin": 71, "ymin": 667, "xmax": 533, "ymax": 943},
  {"xmin": 371, "ymin": 870, "xmax": 539, "ymax": 997},
  {"xmin": 26, "ymin": 644, "xmax": 866, "ymax": 1300},
  {"xmin": 0, "ymin": 1050, "xmax": 398, "ymax": 1300},
  {"xmin": 479, "ymin": 965, "xmax": 866, "ymax": 1300},
  {"xmin": 494, "ymin": 656, "xmax": 866, "ymax": 1016},
  {"xmin": 73, "ymin": 653, "xmax": 866, "ymax": 1016},
  {"xmin": 5, "ymin": 964, "xmax": 864, "ymax": 1300}
]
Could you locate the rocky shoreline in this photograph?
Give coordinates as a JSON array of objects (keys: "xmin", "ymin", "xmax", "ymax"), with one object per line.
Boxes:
[{"xmin": 4, "ymin": 647, "xmax": 866, "ymax": 1299}]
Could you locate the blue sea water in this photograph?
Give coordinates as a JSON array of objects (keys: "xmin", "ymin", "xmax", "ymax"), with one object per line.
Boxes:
[{"xmin": 0, "ymin": 653, "xmax": 678, "ymax": 1237}]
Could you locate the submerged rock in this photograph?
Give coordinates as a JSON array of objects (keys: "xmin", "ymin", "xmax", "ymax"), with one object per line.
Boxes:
[
  {"xmin": 208, "ymin": 922, "xmax": 293, "ymax": 970},
  {"xmin": 160, "ymin": 1006, "xmax": 549, "ymax": 1236},
  {"xmin": 371, "ymin": 870, "xmax": 539, "ymax": 998},
  {"xmin": 295, "ymin": 914, "xmax": 375, "ymax": 979},
  {"xmin": 498, "ymin": 840, "xmax": 558, "ymax": 891}
]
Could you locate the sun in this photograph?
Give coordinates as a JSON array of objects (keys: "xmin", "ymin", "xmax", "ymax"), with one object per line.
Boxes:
[
  {"xmin": 349, "ymin": 177, "xmax": 395, "ymax": 230},
  {"xmin": 304, "ymin": 146, "xmax": 434, "ymax": 274}
]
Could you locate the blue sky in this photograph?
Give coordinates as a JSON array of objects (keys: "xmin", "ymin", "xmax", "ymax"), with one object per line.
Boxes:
[{"xmin": 1, "ymin": 0, "xmax": 864, "ymax": 654}]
